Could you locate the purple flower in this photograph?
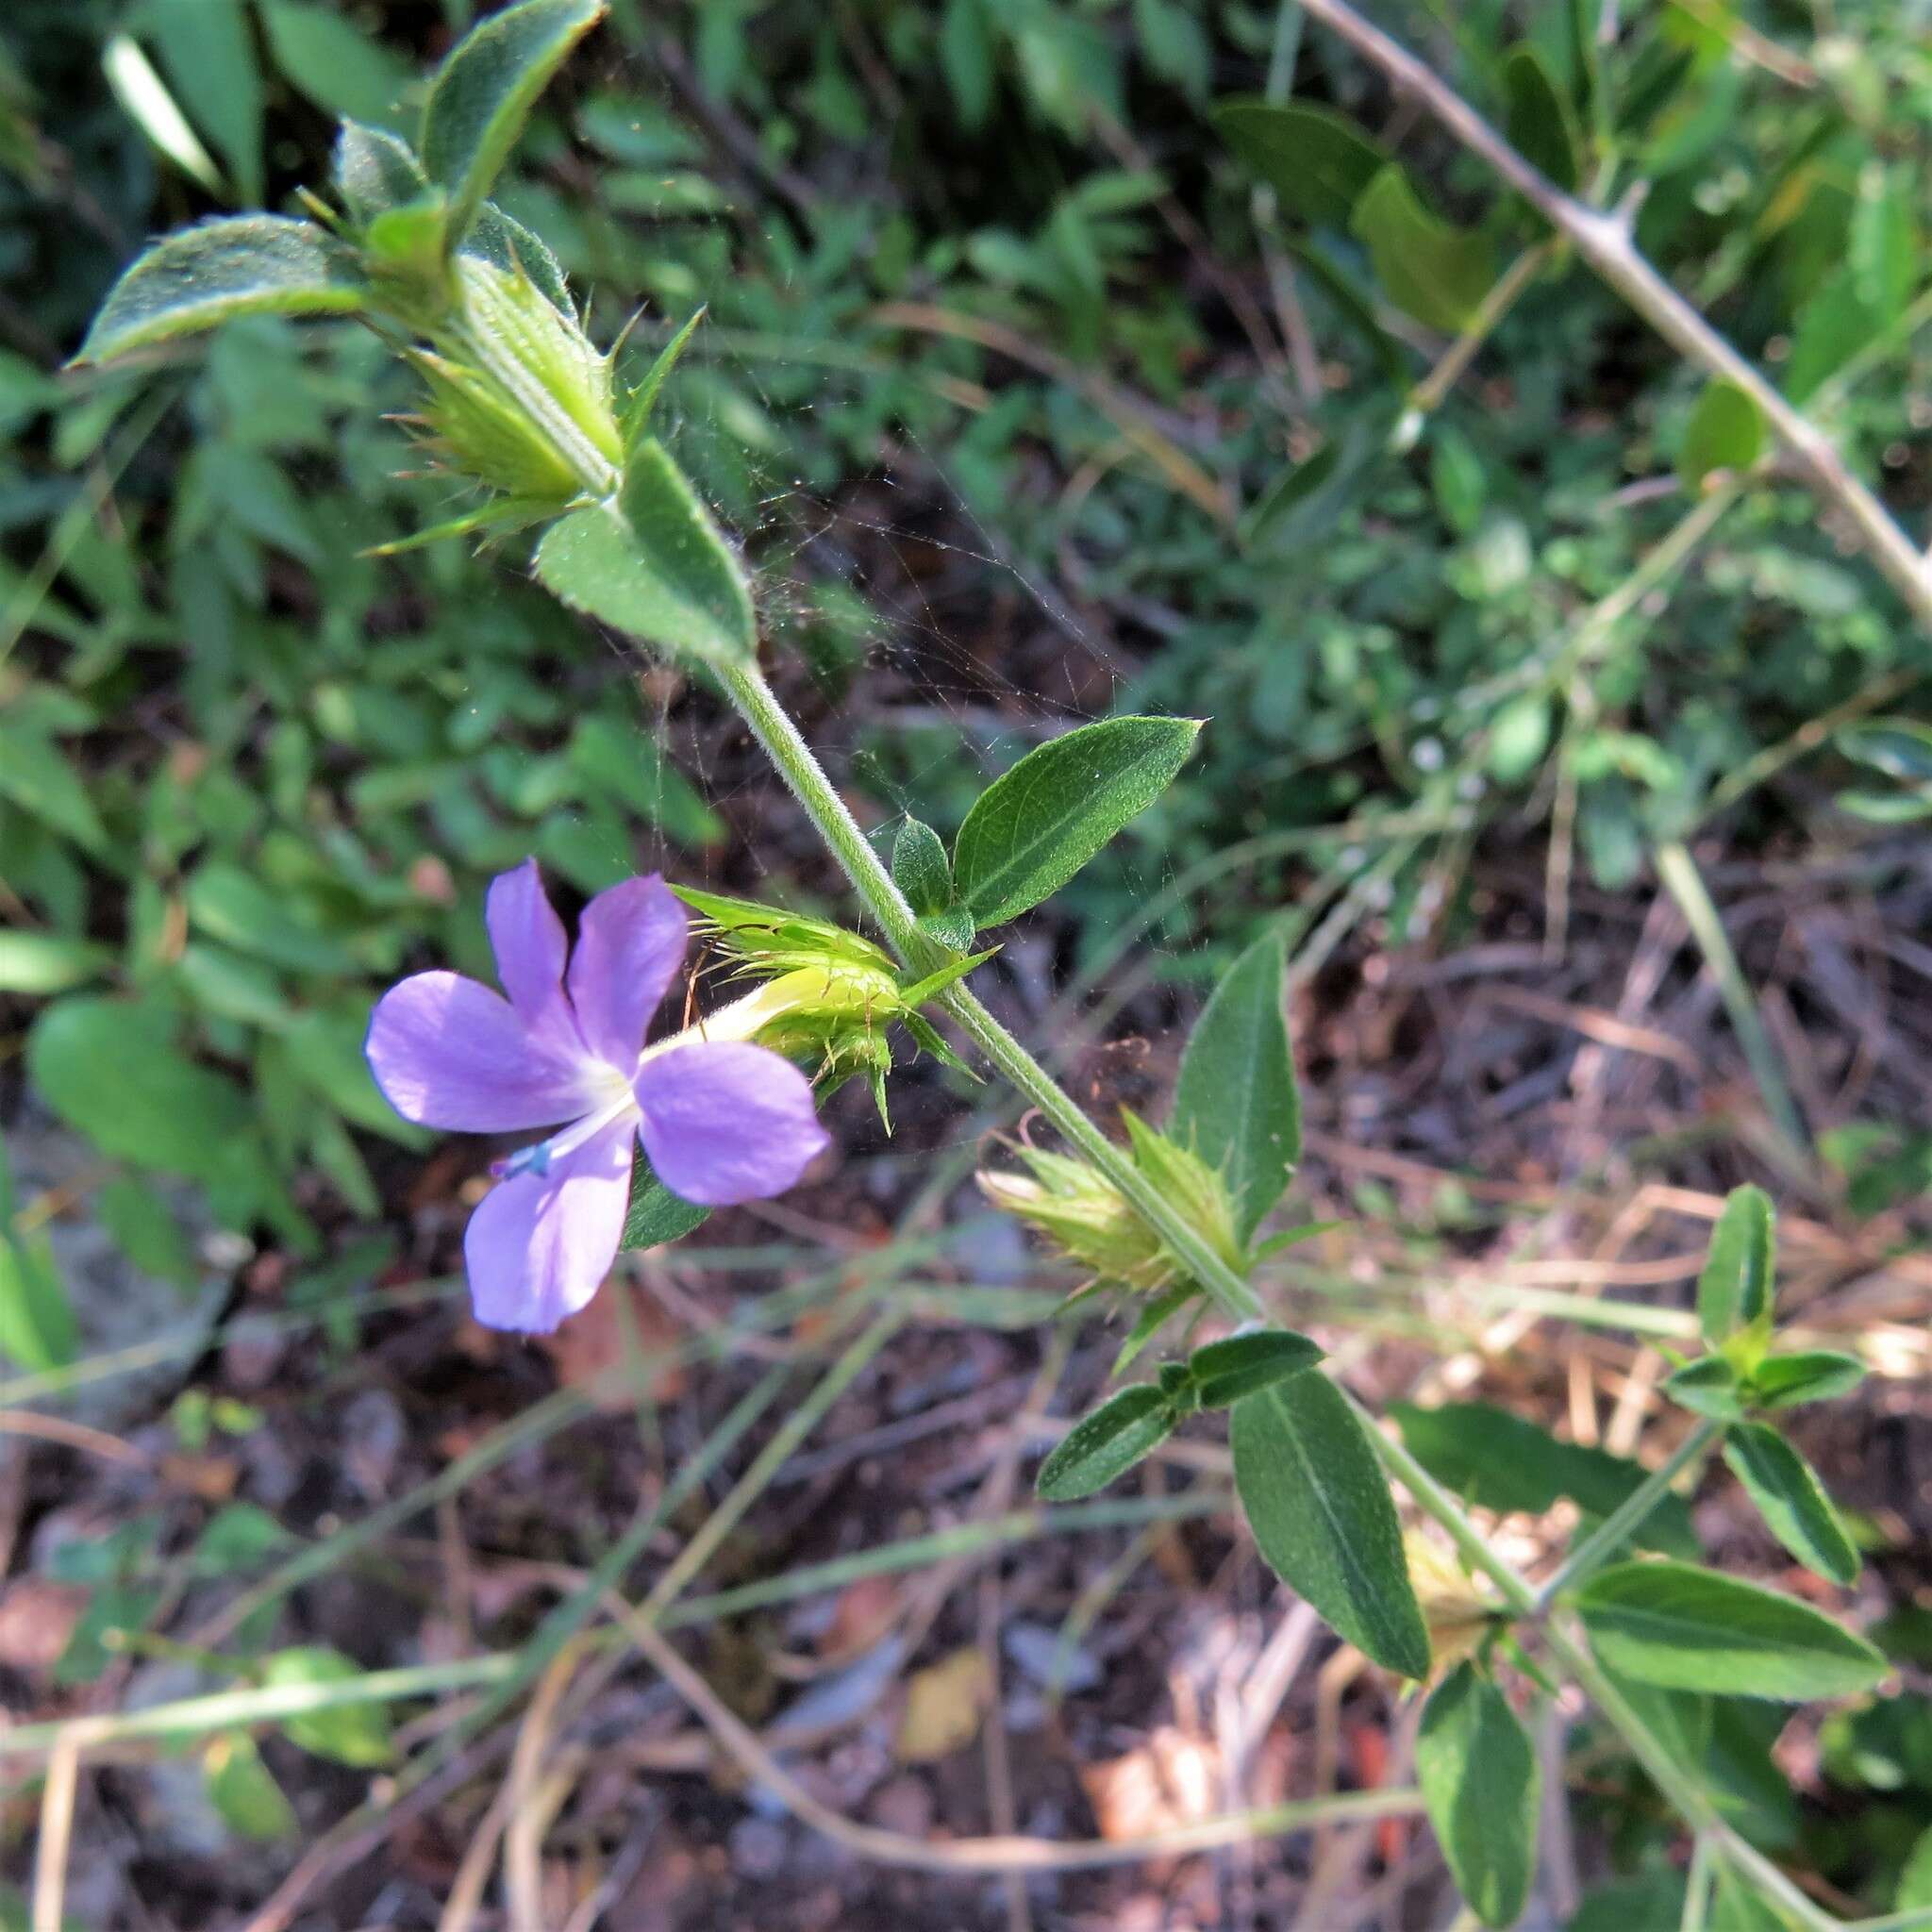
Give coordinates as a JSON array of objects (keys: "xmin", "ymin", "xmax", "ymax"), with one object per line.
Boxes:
[{"xmin": 366, "ymin": 860, "xmax": 829, "ymax": 1333}]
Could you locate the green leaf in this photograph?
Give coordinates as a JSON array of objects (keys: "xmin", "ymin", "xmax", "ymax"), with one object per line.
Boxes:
[
  {"xmin": 1111, "ymin": 1282, "xmax": 1200, "ymax": 1376},
  {"xmin": 75, "ymin": 217, "xmax": 366, "ymax": 364},
  {"xmin": 0, "ymin": 931, "xmax": 112, "ymax": 994},
  {"xmin": 1037, "ymin": 1384, "xmax": 1176, "ymax": 1501},
  {"xmin": 1724, "ymin": 1423, "xmax": 1859, "ymax": 1588},
  {"xmin": 259, "ymin": 0, "xmax": 411, "ymax": 131},
  {"xmin": 0, "ymin": 724, "xmax": 107, "ymax": 851},
  {"xmin": 331, "ymin": 119, "xmax": 427, "ymax": 222},
  {"xmin": 1350, "ymin": 165, "xmax": 1499, "ymax": 333},
  {"xmin": 892, "ymin": 818, "xmax": 956, "ymax": 921},
  {"xmin": 1839, "ymin": 720, "xmax": 1932, "ymax": 785},
  {"xmin": 143, "ymin": 0, "xmax": 265, "ymax": 205},
  {"xmin": 1574, "ymin": 1559, "xmax": 1887, "ymax": 1699},
  {"xmin": 0, "ymin": 1232, "xmax": 76, "ymax": 1374},
  {"xmin": 1416, "ymin": 1663, "xmax": 1540, "ymax": 1928},
  {"xmin": 1187, "ymin": 1328, "xmax": 1323, "ymax": 1408},
  {"xmin": 1171, "ymin": 929, "xmax": 1301, "ymax": 1244},
  {"xmin": 1391, "ymin": 1401, "xmax": 1698, "ymax": 1557},
  {"xmin": 1679, "ymin": 380, "xmax": 1766, "ymax": 491},
  {"xmin": 1896, "ymin": 1823, "xmax": 1932, "ymax": 1911},
  {"xmin": 1285, "ymin": 238, "xmax": 1407, "ymax": 385},
  {"xmin": 1503, "ymin": 42, "xmax": 1583, "ymax": 193},
  {"xmin": 535, "ymin": 439, "xmax": 756, "ymax": 665},
  {"xmin": 1566, "ymin": 1872, "xmax": 1689, "ymax": 1932},
  {"xmin": 1749, "ymin": 1350, "xmax": 1865, "ymax": 1411},
  {"xmin": 1665, "ymin": 1355, "xmax": 1747, "ymax": 1421},
  {"xmin": 1697, "ymin": 1185, "xmax": 1775, "ymax": 1345},
  {"xmin": 186, "ymin": 862, "xmax": 358, "ymax": 974},
  {"xmin": 1231, "ymin": 1374, "xmax": 1431, "ymax": 1678},
  {"xmin": 261, "ymin": 1647, "xmax": 396, "ymax": 1766},
  {"xmin": 1213, "ymin": 100, "xmax": 1390, "ymax": 228},
  {"xmin": 26, "ymin": 998, "xmax": 251, "ymax": 1183},
  {"xmin": 97, "ymin": 1177, "xmax": 198, "ymax": 1289},
  {"xmin": 951, "ymin": 717, "xmax": 1200, "ymax": 929},
  {"xmin": 204, "ymin": 1731, "xmax": 298, "ymax": 1840},
  {"xmin": 464, "ymin": 201, "xmax": 575, "ymax": 316},
  {"xmin": 420, "ymin": 0, "xmax": 607, "ymax": 242},
  {"xmin": 621, "ymin": 308, "xmax": 706, "ymax": 452},
  {"xmin": 190, "ymin": 1503, "xmax": 291, "ymax": 1576},
  {"xmin": 620, "ymin": 1147, "xmax": 710, "ymax": 1251}
]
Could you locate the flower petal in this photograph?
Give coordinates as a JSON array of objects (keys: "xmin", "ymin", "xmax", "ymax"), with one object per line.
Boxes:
[
  {"xmin": 366, "ymin": 972, "xmax": 603, "ymax": 1131},
  {"xmin": 464, "ymin": 1116, "xmax": 636, "ymax": 1333},
  {"xmin": 633, "ymin": 1041, "xmax": 829, "ymax": 1206},
  {"xmin": 486, "ymin": 858, "xmax": 583, "ymax": 1059},
  {"xmin": 567, "ymin": 874, "xmax": 687, "ymax": 1070}
]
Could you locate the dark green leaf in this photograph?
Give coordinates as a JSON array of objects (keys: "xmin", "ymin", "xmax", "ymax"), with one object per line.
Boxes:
[
  {"xmin": 420, "ymin": 0, "xmax": 607, "ymax": 242},
  {"xmin": 535, "ymin": 439, "xmax": 756, "ymax": 665},
  {"xmin": 951, "ymin": 717, "xmax": 1200, "ymax": 928},
  {"xmin": 1679, "ymin": 380, "xmax": 1766, "ymax": 491},
  {"xmin": 1285, "ymin": 239, "xmax": 1407, "ymax": 385},
  {"xmin": 1574, "ymin": 1559, "xmax": 1886, "ymax": 1699},
  {"xmin": 1241, "ymin": 409, "xmax": 1392, "ymax": 551},
  {"xmin": 331, "ymin": 119, "xmax": 426, "ymax": 222},
  {"xmin": 204, "ymin": 1731, "xmax": 298, "ymax": 1839},
  {"xmin": 1416, "ymin": 1663, "xmax": 1540, "ymax": 1928},
  {"xmin": 1749, "ymin": 1350, "xmax": 1865, "ymax": 1411},
  {"xmin": 1351, "ymin": 166, "xmax": 1499, "ymax": 332},
  {"xmin": 463, "ymin": 203, "xmax": 574, "ymax": 316},
  {"xmin": 892, "ymin": 817, "xmax": 955, "ymax": 920},
  {"xmin": 143, "ymin": 0, "xmax": 264, "ymax": 205},
  {"xmin": 621, "ymin": 1148, "xmax": 711, "ymax": 1251},
  {"xmin": 0, "ymin": 724, "xmax": 107, "ymax": 850},
  {"xmin": 1724, "ymin": 1423, "xmax": 1859, "ymax": 1587},
  {"xmin": 190, "ymin": 1503, "xmax": 290, "ymax": 1576},
  {"xmin": 258, "ymin": 1, "xmax": 412, "ymax": 130},
  {"xmin": 1187, "ymin": 1327, "xmax": 1323, "ymax": 1408},
  {"xmin": 75, "ymin": 217, "xmax": 366, "ymax": 364},
  {"xmin": 917, "ymin": 908, "xmax": 977, "ymax": 953},
  {"xmin": 1232, "ymin": 1375, "xmax": 1431, "ymax": 1677},
  {"xmin": 1391, "ymin": 1401, "xmax": 1698, "ymax": 1557},
  {"xmin": 1566, "ymin": 1873, "xmax": 1689, "ymax": 1932},
  {"xmin": 1037, "ymin": 1385, "xmax": 1175, "ymax": 1501},
  {"xmin": 1503, "ymin": 42, "xmax": 1583, "ymax": 193},
  {"xmin": 1697, "ymin": 1185, "xmax": 1775, "ymax": 1345},
  {"xmin": 1214, "ymin": 100, "xmax": 1389, "ymax": 228},
  {"xmin": 1111, "ymin": 1282, "xmax": 1199, "ymax": 1377},
  {"xmin": 186, "ymin": 862, "xmax": 358, "ymax": 974},
  {"xmin": 1171, "ymin": 929, "xmax": 1301, "ymax": 1243},
  {"xmin": 262, "ymin": 1646, "xmax": 396, "ymax": 1766},
  {"xmin": 1839, "ymin": 721, "xmax": 1932, "ymax": 785}
]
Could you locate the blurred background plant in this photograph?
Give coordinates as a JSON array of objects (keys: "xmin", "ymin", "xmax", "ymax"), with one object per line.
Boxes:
[{"xmin": 3, "ymin": 2, "xmax": 1930, "ymax": 1927}]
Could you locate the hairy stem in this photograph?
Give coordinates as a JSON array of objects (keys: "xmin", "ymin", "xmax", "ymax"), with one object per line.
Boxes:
[{"xmin": 1534, "ymin": 1417, "xmax": 1724, "ymax": 1609}]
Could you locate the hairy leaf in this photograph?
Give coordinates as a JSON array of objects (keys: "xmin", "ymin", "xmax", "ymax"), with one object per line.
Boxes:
[
  {"xmin": 951, "ymin": 717, "xmax": 1200, "ymax": 928},
  {"xmin": 1037, "ymin": 1385, "xmax": 1175, "ymax": 1501},
  {"xmin": 75, "ymin": 217, "xmax": 366, "ymax": 363},
  {"xmin": 1172, "ymin": 929, "xmax": 1300, "ymax": 1243},
  {"xmin": 1724, "ymin": 1423, "xmax": 1859, "ymax": 1588},
  {"xmin": 1697, "ymin": 1185, "xmax": 1775, "ymax": 1344},
  {"xmin": 1232, "ymin": 1375, "xmax": 1430, "ymax": 1678},
  {"xmin": 1575, "ymin": 1560, "xmax": 1886, "ymax": 1699},
  {"xmin": 1416, "ymin": 1663, "xmax": 1540, "ymax": 1928}
]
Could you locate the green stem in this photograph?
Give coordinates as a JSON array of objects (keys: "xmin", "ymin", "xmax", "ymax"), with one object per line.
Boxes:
[
  {"xmin": 715, "ymin": 658, "xmax": 1265, "ymax": 1325},
  {"xmin": 1535, "ymin": 1417, "xmax": 1724, "ymax": 1609}
]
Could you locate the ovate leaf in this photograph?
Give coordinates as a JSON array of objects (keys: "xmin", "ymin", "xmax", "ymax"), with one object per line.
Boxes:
[
  {"xmin": 75, "ymin": 217, "xmax": 366, "ymax": 364},
  {"xmin": 1750, "ymin": 1350, "xmax": 1865, "ymax": 1411},
  {"xmin": 951, "ymin": 716, "xmax": 1201, "ymax": 928},
  {"xmin": 1037, "ymin": 1385, "xmax": 1175, "ymax": 1501},
  {"xmin": 420, "ymin": 0, "xmax": 607, "ymax": 242},
  {"xmin": 892, "ymin": 817, "xmax": 956, "ymax": 920},
  {"xmin": 331, "ymin": 119, "xmax": 427, "ymax": 221},
  {"xmin": 1171, "ymin": 929, "xmax": 1301, "ymax": 1243},
  {"xmin": 1679, "ymin": 380, "xmax": 1766, "ymax": 491},
  {"xmin": 1574, "ymin": 1560, "xmax": 1886, "ymax": 1699},
  {"xmin": 1697, "ymin": 1185, "xmax": 1775, "ymax": 1345},
  {"xmin": 258, "ymin": 1, "xmax": 412, "ymax": 129},
  {"xmin": 203, "ymin": 1732, "xmax": 297, "ymax": 1840},
  {"xmin": 1232, "ymin": 1375, "xmax": 1431, "ymax": 1678},
  {"xmin": 1416, "ymin": 1663, "xmax": 1540, "ymax": 1928},
  {"xmin": 535, "ymin": 439, "xmax": 755, "ymax": 665},
  {"xmin": 0, "ymin": 932, "xmax": 112, "ymax": 995},
  {"xmin": 1214, "ymin": 100, "xmax": 1389, "ymax": 228},
  {"xmin": 1350, "ymin": 166, "xmax": 1498, "ymax": 332},
  {"xmin": 1724, "ymin": 1423, "xmax": 1859, "ymax": 1588}
]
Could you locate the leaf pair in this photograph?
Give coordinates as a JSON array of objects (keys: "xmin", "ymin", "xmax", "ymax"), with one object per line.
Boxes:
[
  {"xmin": 1037, "ymin": 1327, "xmax": 1322, "ymax": 1502},
  {"xmin": 896, "ymin": 716, "xmax": 1203, "ymax": 949}
]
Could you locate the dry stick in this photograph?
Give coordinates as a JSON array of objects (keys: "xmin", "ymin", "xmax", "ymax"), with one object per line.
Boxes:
[
  {"xmin": 607, "ymin": 1590, "xmax": 1421, "ymax": 1874},
  {"xmin": 1294, "ymin": 0, "xmax": 1932, "ymax": 633},
  {"xmin": 30, "ymin": 1737, "xmax": 79, "ymax": 1932}
]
